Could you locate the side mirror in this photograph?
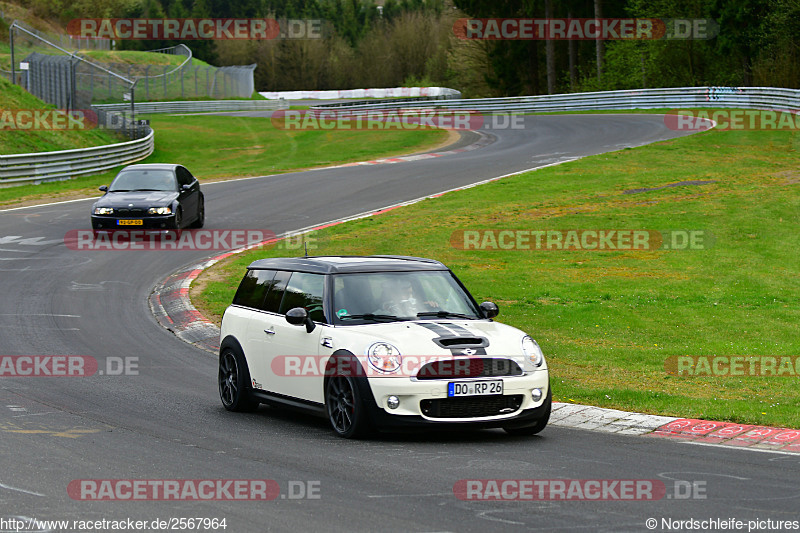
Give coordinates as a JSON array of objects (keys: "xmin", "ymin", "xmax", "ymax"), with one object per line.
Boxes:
[
  {"xmin": 286, "ymin": 307, "xmax": 316, "ymax": 333},
  {"xmin": 181, "ymin": 184, "xmax": 191, "ymax": 191},
  {"xmin": 480, "ymin": 301, "xmax": 499, "ymax": 319},
  {"xmin": 99, "ymin": 185, "xmax": 108, "ymax": 192}
]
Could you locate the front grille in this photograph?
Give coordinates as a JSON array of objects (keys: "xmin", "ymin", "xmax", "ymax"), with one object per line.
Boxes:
[
  {"xmin": 420, "ymin": 395, "xmax": 523, "ymax": 418},
  {"xmin": 416, "ymin": 358, "xmax": 523, "ymax": 380},
  {"xmin": 116, "ymin": 208, "xmax": 146, "ymax": 215}
]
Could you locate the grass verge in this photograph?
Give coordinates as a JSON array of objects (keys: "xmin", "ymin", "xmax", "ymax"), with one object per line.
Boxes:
[{"xmin": 193, "ymin": 126, "xmax": 800, "ymax": 429}]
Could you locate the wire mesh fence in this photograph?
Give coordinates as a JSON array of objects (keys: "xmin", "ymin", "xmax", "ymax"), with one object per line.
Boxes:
[
  {"xmin": 5, "ymin": 22, "xmax": 147, "ymax": 139},
  {"xmin": 5, "ymin": 21, "xmax": 256, "ymax": 124}
]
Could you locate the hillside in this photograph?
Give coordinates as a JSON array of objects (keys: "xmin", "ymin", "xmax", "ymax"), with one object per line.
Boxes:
[{"xmin": 0, "ymin": 76, "xmax": 121, "ymax": 155}]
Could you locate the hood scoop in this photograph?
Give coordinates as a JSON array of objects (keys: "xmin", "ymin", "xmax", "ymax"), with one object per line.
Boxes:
[{"xmin": 433, "ymin": 336, "xmax": 489, "ymax": 349}]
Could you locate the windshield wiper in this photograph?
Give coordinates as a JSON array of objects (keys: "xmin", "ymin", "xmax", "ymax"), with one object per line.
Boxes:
[
  {"xmin": 131, "ymin": 188, "xmax": 169, "ymax": 192},
  {"xmin": 416, "ymin": 311, "xmax": 476, "ymax": 319},
  {"xmin": 339, "ymin": 313, "xmax": 406, "ymax": 322}
]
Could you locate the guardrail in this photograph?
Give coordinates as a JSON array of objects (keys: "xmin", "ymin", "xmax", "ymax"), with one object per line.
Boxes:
[
  {"xmin": 310, "ymin": 86, "xmax": 800, "ymax": 113},
  {"xmin": 141, "ymin": 44, "xmax": 193, "ymax": 80},
  {"xmin": 262, "ymin": 87, "xmax": 460, "ymax": 100},
  {"xmin": 313, "ymin": 94, "xmax": 463, "ymax": 109},
  {"xmin": 94, "ymin": 99, "xmax": 290, "ymax": 115},
  {"xmin": 0, "ymin": 128, "xmax": 154, "ymax": 187}
]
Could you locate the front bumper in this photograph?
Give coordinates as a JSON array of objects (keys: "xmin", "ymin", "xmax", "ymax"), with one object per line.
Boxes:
[
  {"xmin": 361, "ymin": 370, "xmax": 550, "ymax": 430},
  {"xmin": 91, "ymin": 214, "xmax": 178, "ymax": 230}
]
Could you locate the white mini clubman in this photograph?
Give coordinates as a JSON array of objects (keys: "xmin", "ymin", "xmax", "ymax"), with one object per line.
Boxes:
[{"xmin": 218, "ymin": 256, "xmax": 550, "ymax": 438}]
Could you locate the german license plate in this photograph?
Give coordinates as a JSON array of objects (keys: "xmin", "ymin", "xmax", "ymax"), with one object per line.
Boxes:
[
  {"xmin": 448, "ymin": 380, "xmax": 503, "ymax": 397},
  {"xmin": 118, "ymin": 219, "xmax": 143, "ymax": 226}
]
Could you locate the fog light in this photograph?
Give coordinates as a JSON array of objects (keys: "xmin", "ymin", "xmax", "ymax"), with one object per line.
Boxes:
[
  {"xmin": 531, "ymin": 388, "xmax": 543, "ymax": 402},
  {"xmin": 387, "ymin": 396, "xmax": 400, "ymax": 409}
]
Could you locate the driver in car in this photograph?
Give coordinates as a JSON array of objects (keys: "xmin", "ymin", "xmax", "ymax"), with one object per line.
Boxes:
[{"xmin": 381, "ymin": 280, "xmax": 439, "ymax": 316}]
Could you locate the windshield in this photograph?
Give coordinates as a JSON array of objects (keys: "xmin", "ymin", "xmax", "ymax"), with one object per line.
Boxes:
[
  {"xmin": 331, "ymin": 271, "xmax": 482, "ymax": 324},
  {"xmin": 109, "ymin": 170, "xmax": 177, "ymax": 192}
]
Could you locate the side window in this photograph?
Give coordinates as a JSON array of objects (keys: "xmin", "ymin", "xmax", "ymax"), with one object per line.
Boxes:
[
  {"xmin": 232, "ymin": 270, "xmax": 276, "ymax": 310},
  {"xmin": 262, "ymin": 270, "xmax": 292, "ymax": 313},
  {"xmin": 279, "ymin": 272, "xmax": 326, "ymax": 322},
  {"xmin": 176, "ymin": 167, "xmax": 193, "ymax": 187}
]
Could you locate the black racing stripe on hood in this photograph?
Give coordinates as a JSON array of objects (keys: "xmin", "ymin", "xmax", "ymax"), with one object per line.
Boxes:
[
  {"xmin": 414, "ymin": 322, "xmax": 452, "ymax": 337},
  {"xmin": 438, "ymin": 322, "xmax": 474, "ymax": 336}
]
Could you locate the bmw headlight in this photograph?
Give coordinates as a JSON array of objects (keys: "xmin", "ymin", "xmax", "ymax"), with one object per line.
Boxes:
[
  {"xmin": 148, "ymin": 206, "xmax": 172, "ymax": 215},
  {"xmin": 522, "ymin": 336, "xmax": 544, "ymax": 367},
  {"xmin": 367, "ymin": 342, "xmax": 402, "ymax": 374},
  {"xmin": 94, "ymin": 207, "xmax": 114, "ymax": 215}
]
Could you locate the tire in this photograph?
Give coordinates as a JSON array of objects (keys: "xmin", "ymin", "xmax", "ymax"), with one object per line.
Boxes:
[
  {"xmin": 170, "ymin": 208, "xmax": 182, "ymax": 230},
  {"xmin": 325, "ymin": 375, "xmax": 370, "ymax": 438},
  {"xmin": 218, "ymin": 348, "xmax": 259, "ymax": 412},
  {"xmin": 191, "ymin": 196, "xmax": 205, "ymax": 228},
  {"xmin": 503, "ymin": 389, "xmax": 551, "ymax": 436}
]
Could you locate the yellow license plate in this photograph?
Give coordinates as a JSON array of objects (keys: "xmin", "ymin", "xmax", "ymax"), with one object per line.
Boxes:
[{"xmin": 118, "ymin": 219, "xmax": 143, "ymax": 226}]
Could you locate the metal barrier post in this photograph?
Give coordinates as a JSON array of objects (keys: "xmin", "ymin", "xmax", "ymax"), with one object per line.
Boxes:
[{"xmin": 10, "ymin": 25, "xmax": 15, "ymax": 85}]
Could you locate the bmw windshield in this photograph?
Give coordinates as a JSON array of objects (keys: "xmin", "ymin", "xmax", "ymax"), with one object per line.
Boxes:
[
  {"xmin": 109, "ymin": 170, "xmax": 177, "ymax": 192},
  {"xmin": 331, "ymin": 271, "xmax": 482, "ymax": 324}
]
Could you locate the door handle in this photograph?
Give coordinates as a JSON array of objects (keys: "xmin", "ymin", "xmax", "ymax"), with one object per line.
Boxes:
[{"xmin": 264, "ymin": 328, "xmax": 276, "ymax": 335}]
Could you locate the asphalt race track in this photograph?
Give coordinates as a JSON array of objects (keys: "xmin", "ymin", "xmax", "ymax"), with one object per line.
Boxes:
[{"xmin": 1, "ymin": 115, "xmax": 797, "ymax": 532}]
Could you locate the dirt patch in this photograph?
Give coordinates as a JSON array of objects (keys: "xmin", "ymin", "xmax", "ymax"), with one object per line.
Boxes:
[
  {"xmin": 773, "ymin": 170, "xmax": 800, "ymax": 184},
  {"xmin": 623, "ymin": 180, "xmax": 717, "ymax": 195},
  {"xmin": 561, "ymin": 267, "xmax": 691, "ymax": 283}
]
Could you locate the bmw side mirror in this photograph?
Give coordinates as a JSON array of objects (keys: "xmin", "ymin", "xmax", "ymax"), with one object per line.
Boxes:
[
  {"xmin": 480, "ymin": 301, "xmax": 499, "ymax": 319},
  {"xmin": 99, "ymin": 185, "xmax": 108, "ymax": 192},
  {"xmin": 286, "ymin": 307, "xmax": 316, "ymax": 333},
  {"xmin": 181, "ymin": 184, "xmax": 191, "ymax": 191}
]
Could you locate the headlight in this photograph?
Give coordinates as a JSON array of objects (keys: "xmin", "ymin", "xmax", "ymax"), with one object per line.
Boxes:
[
  {"xmin": 93, "ymin": 207, "xmax": 114, "ymax": 215},
  {"xmin": 148, "ymin": 206, "xmax": 172, "ymax": 215},
  {"xmin": 522, "ymin": 336, "xmax": 544, "ymax": 367},
  {"xmin": 366, "ymin": 342, "xmax": 402, "ymax": 374}
]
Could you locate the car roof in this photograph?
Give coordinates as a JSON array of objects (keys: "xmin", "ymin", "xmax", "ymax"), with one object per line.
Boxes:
[
  {"xmin": 247, "ymin": 255, "xmax": 449, "ymax": 274},
  {"xmin": 118, "ymin": 164, "xmax": 182, "ymax": 172}
]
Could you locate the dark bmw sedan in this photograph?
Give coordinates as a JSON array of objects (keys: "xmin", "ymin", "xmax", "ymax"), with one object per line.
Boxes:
[{"xmin": 91, "ymin": 164, "xmax": 204, "ymax": 231}]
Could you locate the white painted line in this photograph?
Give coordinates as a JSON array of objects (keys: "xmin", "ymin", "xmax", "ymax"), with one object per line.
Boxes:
[
  {"xmin": 0, "ymin": 196, "xmax": 100, "ymax": 212},
  {"xmin": 0, "ymin": 314, "xmax": 80, "ymax": 318},
  {"xmin": 680, "ymin": 441, "xmax": 800, "ymax": 456},
  {"xmin": 12, "ymin": 412, "xmax": 56, "ymax": 418},
  {"xmin": 0, "ymin": 482, "xmax": 46, "ymax": 497},
  {"xmin": 367, "ymin": 492, "xmax": 452, "ymax": 498}
]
